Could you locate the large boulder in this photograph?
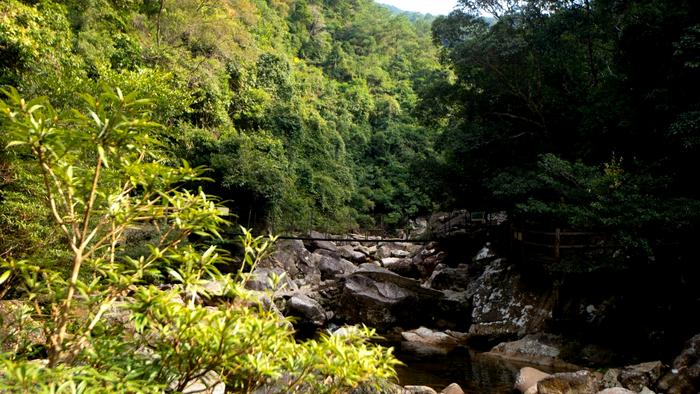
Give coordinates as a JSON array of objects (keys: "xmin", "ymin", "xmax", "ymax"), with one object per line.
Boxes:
[
  {"xmin": 657, "ymin": 333, "xmax": 700, "ymax": 394},
  {"xmin": 467, "ymin": 259, "xmax": 555, "ymax": 341},
  {"xmin": 515, "ymin": 367, "xmax": 552, "ymax": 393},
  {"xmin": 337, "ymin": 265, "xmax": 451, "ymax": 329}
]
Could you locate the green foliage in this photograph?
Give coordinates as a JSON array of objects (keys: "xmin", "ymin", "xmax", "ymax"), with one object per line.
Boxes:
[
  {"xmin": 1, "ymin": 0, "xmax": 444, "ymax": 233},
  {"xmin": 0, "ymin": 88, "xmax": 399, "ymax": 392},
  {"xmin": 426, "ymin": 0, "xmax": 700, "ymax": 263}
]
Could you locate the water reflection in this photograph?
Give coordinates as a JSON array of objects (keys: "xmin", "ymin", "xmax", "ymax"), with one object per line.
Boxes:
[{"xmin": 394, "ymin": 347, "xmax": 572, "ymax": 394}]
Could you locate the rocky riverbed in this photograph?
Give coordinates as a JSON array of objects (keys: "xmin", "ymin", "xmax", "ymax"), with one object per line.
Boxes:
[{"xmin": 240, "ymin": 213, "xmax": 700, "ymax": 394}]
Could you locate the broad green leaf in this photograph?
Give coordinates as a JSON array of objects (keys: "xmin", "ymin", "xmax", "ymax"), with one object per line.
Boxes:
[
  {"xmin": 0, "ymin": 270, "xmax": 11, "ymax": 285},
  {"xmin": 5, "ymin": 140, "xmax": 26, "ymax": 148}
]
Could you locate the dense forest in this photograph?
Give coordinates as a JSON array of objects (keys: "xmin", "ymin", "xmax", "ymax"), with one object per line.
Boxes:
[
  {"xmin": 5, "ymin": 0, "xmax": 697, "ymax": 261},
  {"xmin": 1, "ymin": 0, "xmax": 700, "ymax": 392},
  {"xmin": 1, "ymin": 0, "xmax": 443, "ymax": 242},
  {"xmin": 428, "ymin": 0, "xmax": 700, "ymax": 270}
]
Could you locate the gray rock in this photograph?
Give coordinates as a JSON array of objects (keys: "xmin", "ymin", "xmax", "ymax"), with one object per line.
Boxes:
[
  {"xmin": 427, "ymin": 264, "xmax": 470, "ymax": 291},
  {"xmin": 384, "ymin": 258, "xmax": 422, "ymax": 279},
  {"xmin": 315, "ymin": 254, "xmax": 357, "ymax": 280},
  {"xmin": 408, "ymin": 217, "xmax": 429, "ymax": 238},
  {"xmin": 376, "ymin": 244, "xmax": 395, "ymax": 259},
  {"xmin": 600, "ymin": 369, "xmax": 622, "ymax": 390},
  {"xmin": 537, "ymin": 370, "xmax": 599, "ymax": 394},
  {"xmin": 391, "ymin": 250, "xmax": 411, "ymax": 258},
  {"xmin": 339, "ymin": 245, "xmax": 368, "ymax": 263},
  {"xmin": 337, "ymin": 265, "xmax": 446, "ymax": 329},
  {"xmin": 309, "ymin": 230, "xmax": 338, "ymax": 252},
  {"xmin": 486, "ymin": 334, "xmax": 566, "ymax": 367},
  {"xmin": 618, "ymin": 361, "xmax": 663, "ymax": 392},
  {"xmin": 245, "ymin": 267, "xmax": 297, "ymax": 292},
  {"xmin": 286, "ymin": 294, "xmax": 326, "ymax": 326},
  {"xmin": 412, "ymin": 250, "xmax": 446, "ymax": 279},
  {"xmin": 468, "ymin": 259, "xmax": 555, "ymax": 340},
  {"xmin": 396, "ymin": 242, "xmax": 422, "ymax": 254},
  {"xmin": 400, "ymin": 327, "xmax": 467, "ymax": 356},
  {"xmin": 201, "ymin": 279, "xmax": 227, "ymax": 298},
  {"xmin": 355, "ymin": 245, "xmax": 372, "ymax": 256},
  {"xmin": 262, "ymin": 239, "xmax": 319, "ymax": 283}
]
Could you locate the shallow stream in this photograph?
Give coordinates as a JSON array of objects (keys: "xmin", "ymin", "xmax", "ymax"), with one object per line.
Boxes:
[{"xmin": 394, "ymin": 347, "xmax": 574, "ymax": 394}]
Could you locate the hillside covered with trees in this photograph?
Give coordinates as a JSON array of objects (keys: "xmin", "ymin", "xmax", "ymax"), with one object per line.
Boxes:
[
  {"xmin": 1, "ymin": 0, "xmax": 444, "ymax": 244},
  {"xmin": 2, "ymin": 0, "xmax": 700, "ymax": 392}
]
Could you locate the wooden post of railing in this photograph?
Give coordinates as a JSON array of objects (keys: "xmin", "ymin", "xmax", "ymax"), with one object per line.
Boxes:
[{"xmin": 554, "ymin": 227, "xmax": 561, "ymax": 261}]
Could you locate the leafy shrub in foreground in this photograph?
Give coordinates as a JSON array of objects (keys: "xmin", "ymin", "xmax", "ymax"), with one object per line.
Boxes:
[{"xmin": 0, "ymin": 87, "xmax": 399, "ymax": 393}]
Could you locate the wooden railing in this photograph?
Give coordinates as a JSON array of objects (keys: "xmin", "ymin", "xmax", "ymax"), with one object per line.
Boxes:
[{"xmin": 510, "ymin": 226, "xmax": 610, "ymax": 263}]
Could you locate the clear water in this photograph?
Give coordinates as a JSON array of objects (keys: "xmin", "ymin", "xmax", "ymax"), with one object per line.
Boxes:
[{"xmin": 394, "ymin": 348, "xmax": 574, "ymax": 394}]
